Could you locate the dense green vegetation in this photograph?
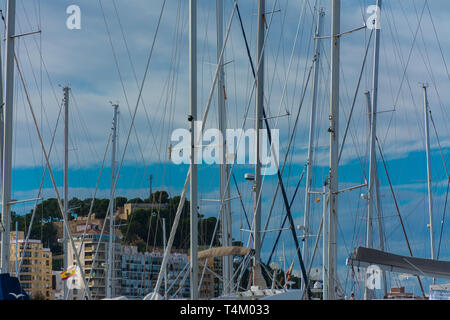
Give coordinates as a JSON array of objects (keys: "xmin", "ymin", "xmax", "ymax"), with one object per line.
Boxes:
[
  {"xmin": 120, "ymin": 193, "xmax": 220, "ymax": 251},
  {"xmin": 11, "ymin": 191, "xmax": 220, "ymax": 261}
]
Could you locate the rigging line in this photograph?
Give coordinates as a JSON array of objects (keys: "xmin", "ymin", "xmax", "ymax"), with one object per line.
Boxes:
[
  {"xmin": 425, "ymin": 0, "xmax": 450, "ymax": 82},
  {"xmin": 69, "ymin": 91, "xmax": 103, "ymax": 166},
  {"xmin": 380, "ymin": 0, "xmax": 427, "ymax": 147},
  {"xmin": 13, "ymin": 18, "xmax": 62, "ymax": 164},
  {"xmin": 235, "ymin": 3, "xmax": 312, "ymax": 297},
  {"xmin": 271, "ymin": 0, "xmax": 309, "ymax": 119},
  {"xmin": 266, "ymin": 165, "xmax": 306, "ymax": 267},
  {"xmin": 83, "ymin": 0, "xmax": 167, "ymax": 299},
  {"xmin": 385, "ymin": 194, "xmax": 426, "ymax": 240},
  {"xmin": 236, "ymin": 1, "xmax": 305, "ymax": 244},
  {"xmin": 428, "ymin": 110, "xmax": 449, "ymax": 180},
  {"xmin": 153, "ymin": 4, "xmax": 186, "ymax": 233},
  {"xmin": 150, "ymin": 191, "xmax": 170, "ymax": 253},
  {"xmin": 259, "ymin": 64, "xmax": 313, "ymax": 244},
  {"xmin": 288, "ymin": 1, "xmax": 314, "ymax": 119},
  {"xmin": 232, "ymin": 171, "xmax": 252, "ymax": 236},
  {"xmin": 411, "ymin": 0, "xmax": 450, "ymax": 139},
  {"xmin": 198, "ymin": 0, "xmax": 281, "ymax": 291},
  {"xmin": 74, "ymin": 131, "xmax": 112, "ymax": 270},
  {"xmin": 301, "ymin": 215, "xmax": 323, "ymax": 299},
  {"xmin": 376, "ymin": 136, "xmax": 426, "ymax": 298},
  {"xmin": 233, "ymin": 254, "xmax": 250, "ymax": 292},
  {"xmin": 318, "ymin": 34, "xmax": 368, "ymax": 182},
  {"xmin": 193, "ymin": 0, "xmax": 272, "ymax": 293},
  {"xmin": 172, "ymin": 267, "xmax": 191, "ymax": 298},
  {"xmin": 283, "ymin": 3, "xmax": 316, "ymax": 190},
  {"xmin": 337, "ymin": 28, "xmax": 374, "ymax": 167},
  {"xmin": 378, "ymin": 4, "xmax": 418, "ymax": 156},
  {"xmin": 166, "ymin": 261, "xmax": 189, "ymax": 296},
  {"xmin": 17, "ymin": 100, "xmax": 63, "ymax": 277},
  {"xmin": 98, "ymin": 0, "xmax": 150, "ymax": 181},
  {"xmin": 20, "ymin": 87, "xmax": 38, "ymax": 168},
  {"xmin": 14, "ymin": 53, "xmax": 93, "ymax": 300},
  {"xmin": 161, "ymin": 1, "xmax": 240, "ymax": 298},
  {"xmin": 265, "ymin": 0, "xmax": 297, "ymax": 117},
  {"xmin": 64, "ymin": 132, "xmax": 112, "ymax": 301},
  {"xmin": 263, "ymin": 163, "xmax": 307, "ymax": 255},
  {"xmin": 436, "ymin": 180, "xmax": 449, "ymax": 260},
  {"xmin": 265, "ymin": 0, "xmax": 288, "ymax": 110},
  {"xmin": 255, "ymin": 66, "xmax": 314, "ymax": 300},
  {"xmin": 111, "ymin": 0, "xmax": 162, "ymax": 160}
]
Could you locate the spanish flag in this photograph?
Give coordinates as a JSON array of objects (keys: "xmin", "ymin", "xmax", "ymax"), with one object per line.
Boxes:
[
  {"xmin": 285, "ymin": 261, "xmax": 295, "ymax": 285},
  {"xmin": 314, "ymin": 197, "xmax": 321, "ymax": 203},
  {"xmin": 60, "ymin": 266, "xmax": 76, "ymax": 281}
]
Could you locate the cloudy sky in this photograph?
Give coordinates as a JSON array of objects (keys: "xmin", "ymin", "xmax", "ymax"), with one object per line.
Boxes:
[{"xmin": 4, "ymin": 0, "xmax": 450, "ymax": 297}]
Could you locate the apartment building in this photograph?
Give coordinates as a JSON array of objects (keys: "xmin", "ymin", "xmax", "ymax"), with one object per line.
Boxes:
[
  {"xmin": 198, "ymin": 256, "xmax": 223, "ymax": 298},
  {"xmin": 120, "ymin": 246, "xmax": 190, "ymax": 299},
  {"xmin": 66, "ymin": 225, "xmax": 121, "ymax": 300},
  {"xmin": 8, "ymin": 231, "xmax": 53, "ymax": 300}
]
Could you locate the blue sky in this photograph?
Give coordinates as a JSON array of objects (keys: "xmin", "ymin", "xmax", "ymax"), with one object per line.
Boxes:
[{"xmin": 4, "ymin": 0, "xmax": 450, "ymax": 298}]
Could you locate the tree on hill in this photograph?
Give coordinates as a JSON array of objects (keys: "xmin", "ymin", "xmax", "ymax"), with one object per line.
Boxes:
[
  {"xmin": 121, "ymin": 196, "xmax": 220, "ymax": 250},
  {"xmin": 115, "ymin": 196, "xmax": 128, "ymax": 208},
  {"xmin": 34, "ymin": 198, "xmax": 63, "ymax": 222},
  {"xmin": 11, "ymin": 192, "xmax": 222, "ymax": 259},
  {"xmin": 145, "ymin": 191, "xmax": 169, "ymax": 204},
  {"xmin": 68, "ymin": 197, "xmax": 90, "ymax": 217},
  {"xmin": 127, "ymin": 197, "xmax": 144, "ymax": 204},
  {"xmin": 11, "ymin": 212, "xmax": 62, "ymax": 257}
]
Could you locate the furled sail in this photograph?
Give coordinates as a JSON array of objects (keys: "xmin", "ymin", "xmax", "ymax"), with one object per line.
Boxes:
[
  {"xmin": 197, "ymin": 246, "xmax": 254, "ymax": 259},
  {"xmin": 346, "ymin": 247, "xmax": 450, "ymax": 280}
]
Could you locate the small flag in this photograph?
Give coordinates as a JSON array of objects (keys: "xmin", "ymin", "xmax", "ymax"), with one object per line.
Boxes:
[
  {"xmin": 314, "ymin": 197, "xmax": 321, "ymax": 203},
  {"xmin": 60, "ymin": 266, "xmax": 76, "ymax": 281},
  {"xmin": 285, "ymin": 261, "xmax": 295, "ymax": 285}
]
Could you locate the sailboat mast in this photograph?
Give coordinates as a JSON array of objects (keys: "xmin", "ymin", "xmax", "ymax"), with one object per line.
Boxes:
[
  {"xmin": 366, "ymin": 0, "xmax": 388, "ymax": 299},
  {"xmin": 303, "ymin": 7, "xmax": 324, "ymax": 281},
  {"xmin": 366, "ymin": 0, "xmax": 382, "ymax": 257},
  {"xmin": 423, "ymin": 85, "xmax": 435, "ymax": 263},
  {"xmin": 189, "ymin": 0, "xmax": 199, "ymax": 300},
  {"xmin": 365, "ymin": 91, "xmax": 387, "ymax": 299},
  {"xmin": 162, "ymin": 217, "xmax": 168, "ymax": 299},
  {"xmin": 107, "ymin": 103, "xmax": 118, "ymax": 299},
  {"xmin": 63, "ymin": 86, "xmax": 69, "ymax": 299},
  {"xmin": 327, "ymin": 0, "xmax": 340, "ymax": 300},
  {"xmin": 216, "ymin": 0, "xmax": 232, "ymax": 296},
  {"xmin": 0, "ymin": 34, "xmax": 3, "ymax": 199},
  {"xmin": 253, "ymin": 0, "xmax": 264, "ymax": 287},
  {"xmin": 322, "ymin": 185, "xmax": 328, "ymax": 300},
  {"xmin": 1, "ymin": 0, "xmax": 16, "ymax": 274}
]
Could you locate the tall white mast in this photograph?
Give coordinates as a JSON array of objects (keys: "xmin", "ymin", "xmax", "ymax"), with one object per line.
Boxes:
[
  {"xmin": 365, "ymin": 91, "xmax": 387, "ymax": 299},
  {"xmin": 365, "ymin": 0, "xmax": 387, "ymax": 299},
  {"xmin": 303, "ymin": 8, "xmax": 324, "ymax": 279},
  {"xmin": 1, "ymin": 0, "xmax": 16, "ymax": 274},
  {"xmin": 253, "ymin": 0, "xmax": 265, "ymax": 287},
  {"xmin": 189, "ymin": 0, "xmax": 199, "ymax": 300},
  {"xmin": 423, "ymin": 85, "xmax": 434, "ymax": 264},
  {"xmin": 217, "ymin": 0, "xmax": 232, "ymax": 295},
  {"xmin": 366, "ymin": 0, "xmax": 382, "ymax": 257},
  {"xmin": 322, "ymin": 185, "xmax": 328, "ymax": 300},
  {"xmin": 327, "ymin": 0, "xmax": 340, "ymax": 300},
  {"xmin": 107, "ymin": 103, "xmax": 118, "ymax": 298},
  {"xmin": 0, "ymin": 34, "xmax": 3, "ymax": 199},
  {"xmin": 162, "ymin": 217, "xmax": 168, "ymax": 299},
  {"xmin": 63, "ymin": 86, "xmax": 69, "ymax": 299}
]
